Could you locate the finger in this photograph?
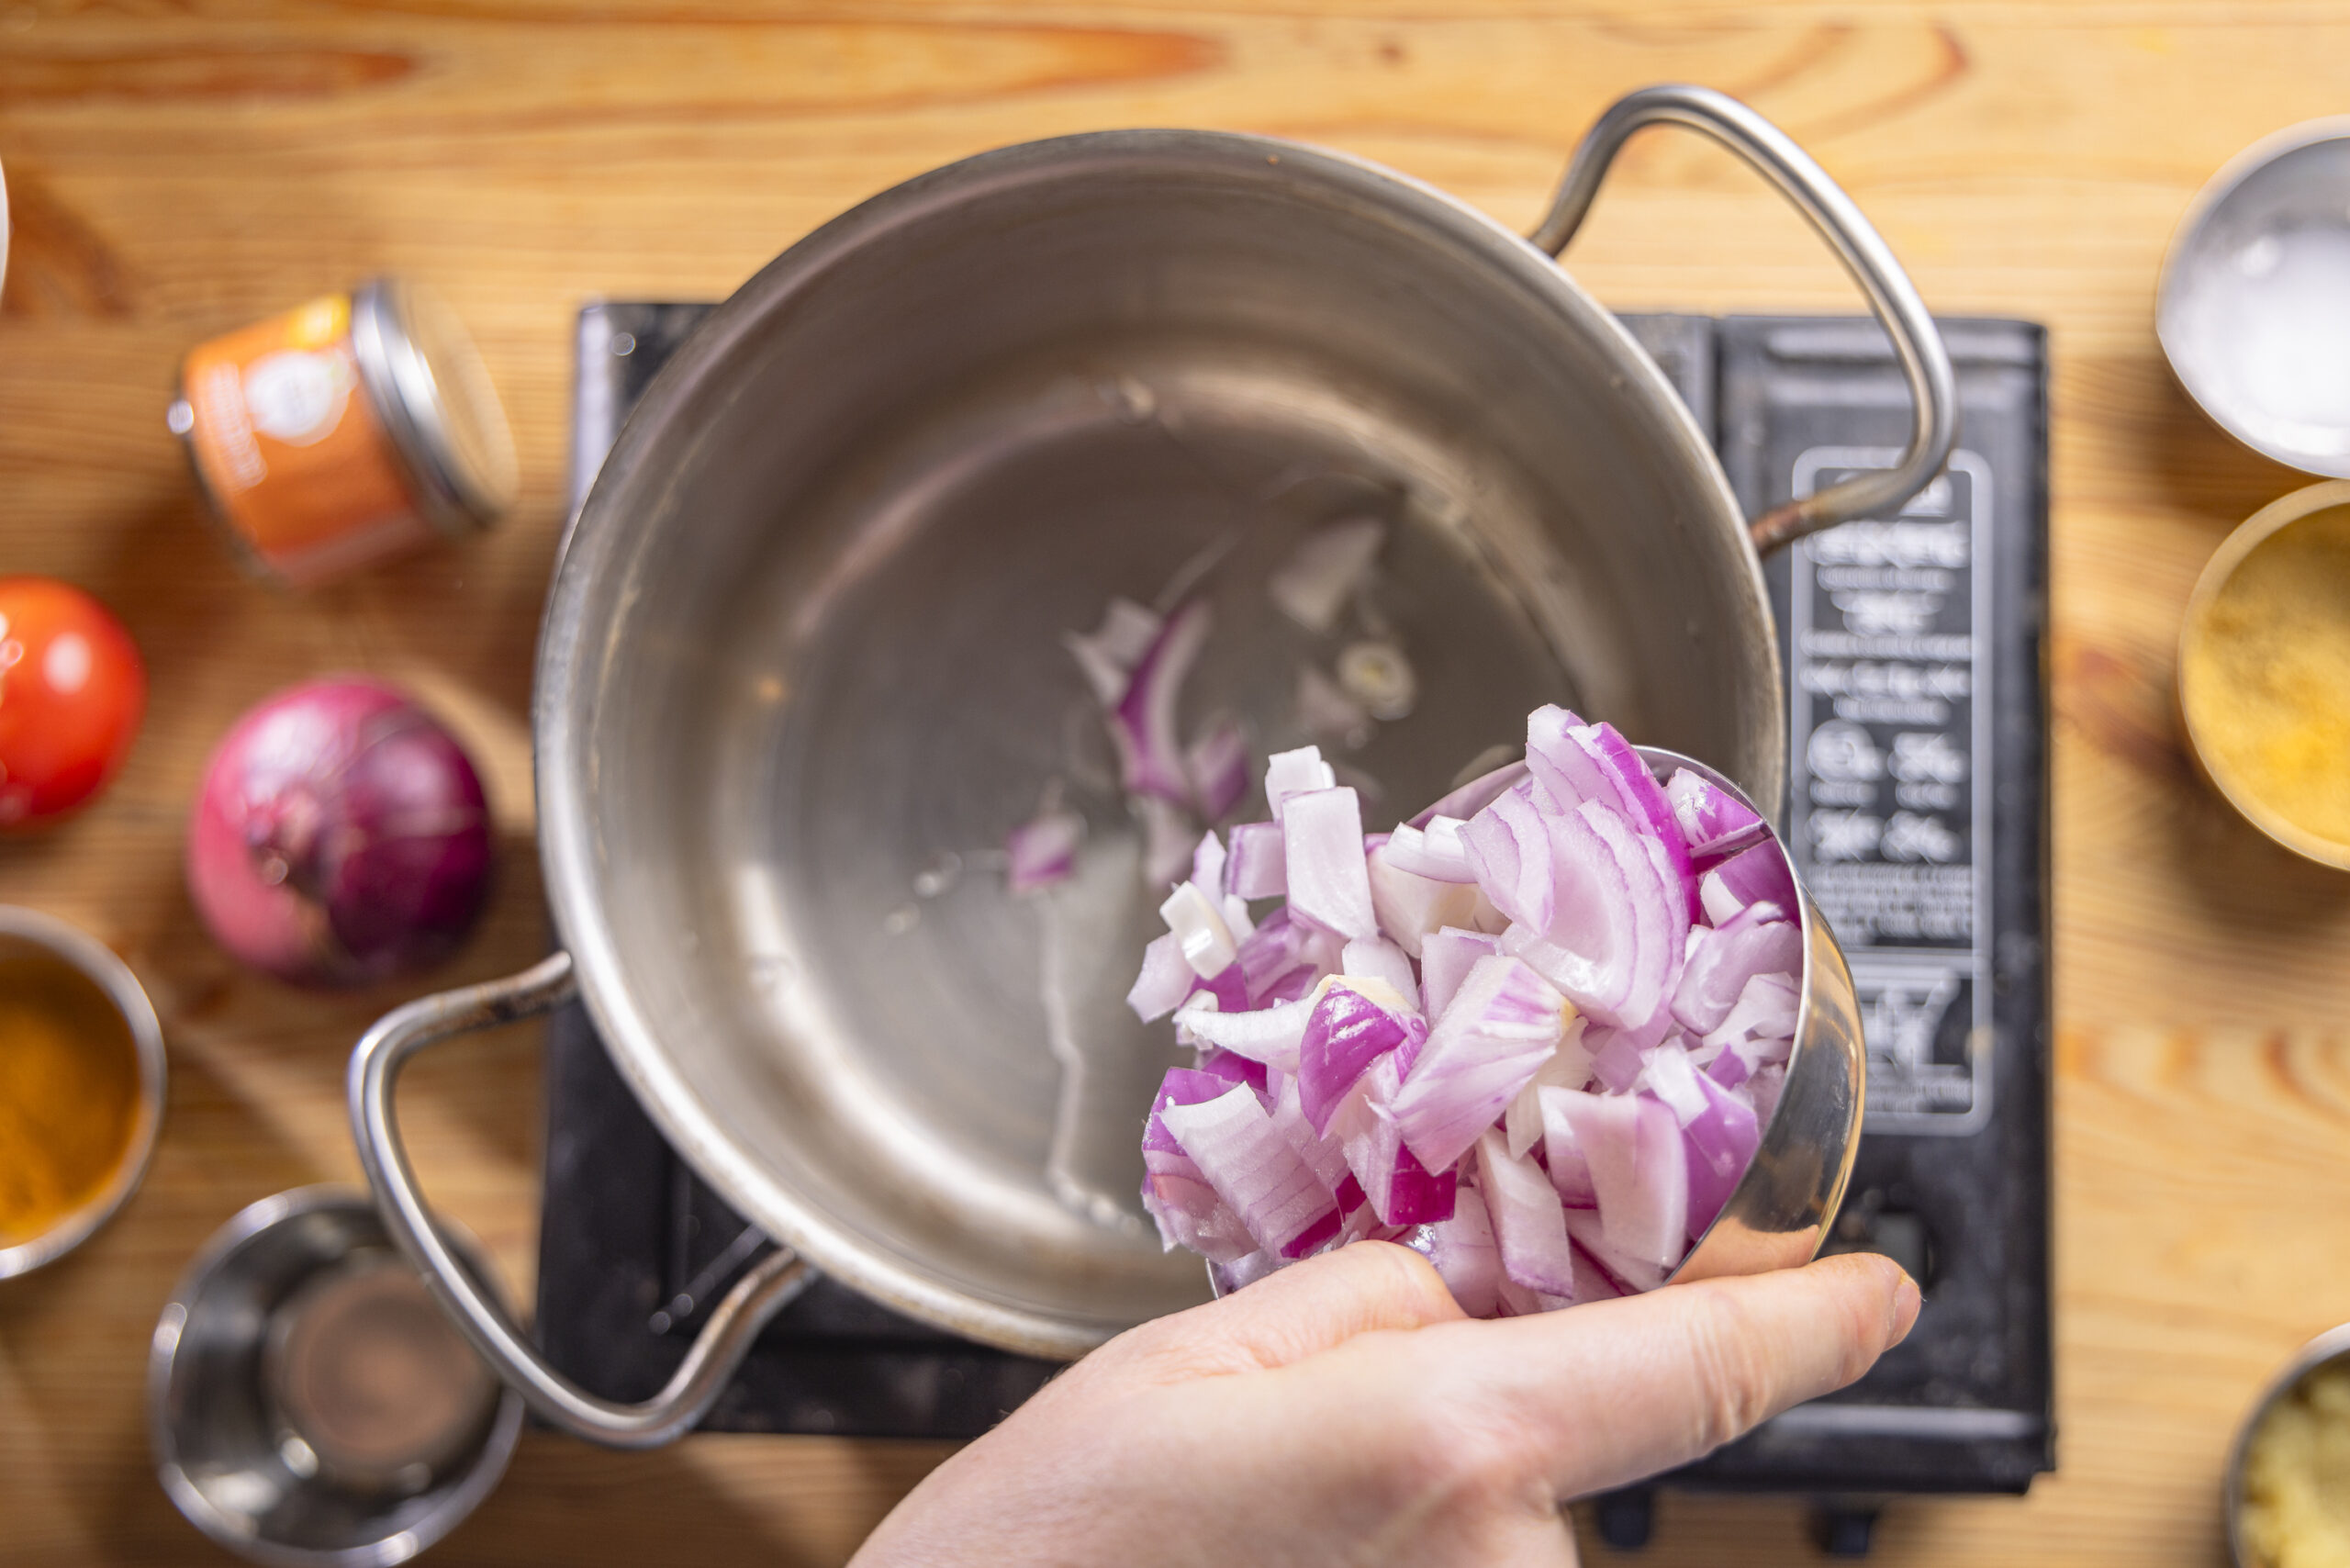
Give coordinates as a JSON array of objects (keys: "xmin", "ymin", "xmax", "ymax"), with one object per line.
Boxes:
[
  {"xmin": 1102, "ymin": 1241, "xmax": 1468, "ymax": 1383},
  {"xmin": 1331, "ymin": 1252, "xmax": 1919, "ymax": 1499}
]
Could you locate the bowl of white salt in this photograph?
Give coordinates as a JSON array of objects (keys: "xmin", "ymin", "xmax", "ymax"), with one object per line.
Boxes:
[{"xmin": 2160, "ymin": 118, "xmax": 2350, "ymax": 478}]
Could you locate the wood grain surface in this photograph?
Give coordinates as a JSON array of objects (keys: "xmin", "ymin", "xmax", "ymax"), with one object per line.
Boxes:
[{"xmin": 5, "ymin": 3, "xmax": 2348, "ymax": 1563}]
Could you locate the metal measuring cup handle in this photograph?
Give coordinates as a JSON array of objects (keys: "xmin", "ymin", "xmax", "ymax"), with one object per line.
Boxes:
[
  {"xmin": 348, "ymin": 952, "xmax": 811, "ymax": 1449},
  {"xmin": 1534, "ymin": 83, "xmax": 1960, "ymax": 554}
]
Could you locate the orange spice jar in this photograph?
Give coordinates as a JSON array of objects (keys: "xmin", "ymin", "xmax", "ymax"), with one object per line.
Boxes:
[{"xmin": 169, "ymin": 281, "xmax": 518, "ymax": 588}]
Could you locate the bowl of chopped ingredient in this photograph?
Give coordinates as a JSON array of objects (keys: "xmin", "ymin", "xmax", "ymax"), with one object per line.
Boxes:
[
  {"xmin": 2180, "ymin": 480, "xmax": 2350, "ymax": 868},
  {"xmin": 347, "ymin": 84, "xmax": 1949, "ymax": 1448},
  {"xmin": 1136, "ymin": 716, "xmax": 1862, "ymax": 1310},
  {"xmin": 0, "ymin": 905, "xmax": 165, "ymax": 1278},
  {"xmin": 2230, "ymin": 1326, "xmax": 2350, "ymax": 1568}
]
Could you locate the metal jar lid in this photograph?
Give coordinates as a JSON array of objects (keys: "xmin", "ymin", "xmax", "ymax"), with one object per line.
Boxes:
[{"xmin": 350, "ymin": 278, "xmax": 520, "ymax": 538}]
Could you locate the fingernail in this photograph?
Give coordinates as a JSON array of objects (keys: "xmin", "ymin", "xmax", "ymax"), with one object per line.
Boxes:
[{"xmin": 1888, "ymin": 1271, "xmax": 1922, "ymax": 1344}]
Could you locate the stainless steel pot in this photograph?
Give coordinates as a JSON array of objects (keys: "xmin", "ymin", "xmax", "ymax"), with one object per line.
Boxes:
[{"xmin": 351, "ymin": 84, "xmax": 1953, "ymax": 1448}]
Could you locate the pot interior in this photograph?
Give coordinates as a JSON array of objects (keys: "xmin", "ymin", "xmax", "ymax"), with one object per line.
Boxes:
[{"xmin": 543, "ymin": 131, "xmax": 1780, "ymax": 1355}]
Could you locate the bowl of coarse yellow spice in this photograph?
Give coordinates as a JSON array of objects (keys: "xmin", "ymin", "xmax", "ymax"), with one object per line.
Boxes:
[
  {"xmin": 2232, "ymin": 1327, "xmax": 2350, "ymax": 1568},
  {"xmin": 2180, "ymin": 480, "xmax": 2350, "ymax": 869},
  {"xmin": 0, "ymin": 905, "xmax": 165, "ymax": 1276}
]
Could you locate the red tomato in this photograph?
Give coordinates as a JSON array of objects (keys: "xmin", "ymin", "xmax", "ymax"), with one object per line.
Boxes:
[{"xmin": 0, "ymin": 577, "xmax": 147, "ymax": 827}]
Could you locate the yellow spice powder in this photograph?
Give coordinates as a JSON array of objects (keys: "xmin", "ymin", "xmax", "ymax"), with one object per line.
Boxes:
[
  {"xmin": 0, "ymin": 952, "xmax": 140, "ymax": 1245},
  {"xmin": 2185, "ymin": 506, "xmax": 2350, "ymax": 849},
  {"xmin": 2244, "ymin": 1362, "xmax": 2350, "ymax": 1568}
]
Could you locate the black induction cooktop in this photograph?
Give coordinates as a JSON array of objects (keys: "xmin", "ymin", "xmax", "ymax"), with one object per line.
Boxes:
[{"xmin": 535, "ymin": 301, "xmax": 2050, "ymax": 1550}]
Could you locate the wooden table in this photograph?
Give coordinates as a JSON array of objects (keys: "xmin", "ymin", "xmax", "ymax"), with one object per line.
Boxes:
[{"xmin": 5, "ymin": 3, "xmax": 2347, "ymax": 1562}]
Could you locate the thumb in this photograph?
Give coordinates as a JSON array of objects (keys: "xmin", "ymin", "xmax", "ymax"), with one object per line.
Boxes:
[{"xmin": 1390, "ymin": 1251, "xmax": 1921, "ymax": 1499}]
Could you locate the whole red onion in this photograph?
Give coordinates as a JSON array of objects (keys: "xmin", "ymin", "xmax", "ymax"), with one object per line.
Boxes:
[{"xmin": 188, "ymin": 677, "xmax": 494, "ymax": 987}]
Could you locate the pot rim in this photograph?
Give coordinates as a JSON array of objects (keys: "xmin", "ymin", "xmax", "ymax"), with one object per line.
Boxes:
[{"xmin": 535, "ymin": 127, "xmax": 1777, "ymax": 1357}]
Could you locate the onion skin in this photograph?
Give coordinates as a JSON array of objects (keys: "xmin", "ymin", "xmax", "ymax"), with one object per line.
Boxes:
[{"xmin": 187, "ymin": 678, "xmax": 493, "ymax": 987}]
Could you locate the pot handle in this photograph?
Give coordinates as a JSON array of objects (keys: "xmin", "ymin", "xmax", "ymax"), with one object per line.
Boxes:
[
  {"xmin": 348, "ymin": 951, "xmax": 811, "ymax": 1449},
  {"xmin": 1533, "ymin": 84, "xmax": 1957, "ymax": 554}
]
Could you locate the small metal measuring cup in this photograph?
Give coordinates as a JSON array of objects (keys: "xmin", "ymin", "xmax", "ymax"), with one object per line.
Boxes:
[
  {"xmin": 1214, "ymin": 746, "xmax": 1866, "ymax": 1297},
  {"xmin": 149, "ymin": 1187, "xmax": 522, "ymax": 1567}
]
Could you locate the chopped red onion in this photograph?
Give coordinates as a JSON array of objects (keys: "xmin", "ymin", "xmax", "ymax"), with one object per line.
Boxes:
[
  {"xmin": 1270, "ymin": 1070, "xmax": 1360, "ymax": 1213},
  {"xmin": 1339, "ymin": 936, "xmax": 1420, "ymax": 1010},
  {"xmin": 1571, "ymin": 1240, "xmax": 1628, "ymax": 1302},
  {"xmin": 1365, "ymin": 845, "xmax": 1481, "ymax": 959},
  {"xmin": 1063, "ymin": 597, "xmax": 1162, "ymax": 705},
  {"xmin": 1561, "ymin": 1205, "xmax": 1667, "ymax": 1294},
  {"xmin": 1380, "ymin": 815, "xmax": 1476, "ymax": 883},
  {"xmin": 1678, "ymin": 1058, "xmax": 1762, "ymax": 1241},
  {"xmin": 1187, "ymin": 717, "xmax": 1251, "ymax": 822},
  {"xmin": 1160, "ymin": 880, "xmax": 1237, "ymax": 979},
  {"xmin": 1524, "ymin": 704, "xmax": 1613, "ymax": 811},
  {"xmin": 1110, "ymin": 599, "xmax": 1214, "ymax": 805},
  {"xmin": 1191, "ymin": 829, "xmax": 1229, "ymax": 903},
  {"xmin": 1477, "ymin": 1127, "xmax": 1579, "ymax": 1298},
  {"xmin": 1536, "ymin": 1085, "xmax": 1599, "ymax": 1206},
  {"xmin": 1269, "ymin": 516, "xmax": 1384, "ymax": 634},
  {"xmin": 1547, "ymin": 1088, "xmax": 1689, "ymax": 1274},
  {"xmin": 1387, "ymin": 955, "xmax": 1564, "ymax": 1175},
  {"xmin": 1158, "ymin": 1081, "xmax": 1340, "ymax": 1260},
  {"xmin": 1282, "ymin": 786, "xmax": 1378, "ymax": 942},
  {"xmin": 1383, "ymin": 1137, "xmax": 1459, "ymax": 1226},
  {"xmin": 1505, "ymin": 1021, "xmax": 1592, "ymax": 1159},
  {"xmin": 1226, "ymin": 820, "xmax": 1289, "ymax": 901},
  {"xmin": 1325, "ymin": 1055, "xmax": 1452, "ymax": 1226},
  {"xmin": 1297, "ymin": 980, "xmax": 1417, "ymax": 1133},
  {"xmin": 1667, "ymin": 767, "xmax": 1769, "ymax": 859},
  {"xmin": 1194, "ymin": 961, "xmax": 1248, "ymax": 1014},
  {"xmin": 1461, "ymin": 782, "xmax": 1558, "ymax": 933},
  {"xmin": 1491, "ymin": 795, "xmax": 1683, "ymax": 1042},
  {"xmin": 1417, "ymin": 927, "xmax": 1500, "ymax": 1023},
  {"xmin": 1696, "ymin": 972, "xmax": 1803, "ymax": 1085},
  {"xmin": 1418, "ymin": 1182, "xmax": 1502, "ymax": 1318},
  {"xmin": 1265, "ymin": 745, "xmax": 1337, "ymax": 824},
  {"xmin": 1196, "ymin": 1046, "xmax": 1270, "ymax": 1098},
  {"xmin": 1702, "ymin": 839, "xmax": 1799, "ymax": 924},
  {"xmin": 1669, "ymin": 902, "xmax": 1801, "ymax": 1035},
  {"xmin": 1525, "ymin": 708, "xmax": 1709, "ymax": 928},
  {"xmin": 1126, "ymin": 933, "xmax": 1194, "ymax": 1022},
  {"xmin": 1136, "ymin": 712, "xmax": 1800, "ymax": 1317},
  {"xmin": 1174, "ymin": 987, "xmax": 1318, "ymax": 1070},
  {"xmin": 1005, "ymin": 806, "xmax": 1084, "ymax": 895},
  {"xmin": 1579, "ymin": 1022, "xmax": 1647, "ymax": 1092},
  {"xmin": 1233, "ymin": 907, "xmax": 1321, "ymax": 1006}
]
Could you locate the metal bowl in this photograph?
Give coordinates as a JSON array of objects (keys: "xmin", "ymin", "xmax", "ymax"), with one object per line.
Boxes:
[
  {"xmin": 2224, "ymin": 1324, "xmax": 2350, "ymax": 1567},
  {"xmin": 149, "ymin": 1187, "xmax": 523, "ymax": 1567},
  {"xmin": 2158, "ymin": 118, "xmax": 2350, "ymax": 476},
  {"xmin": 2177, "ymin": 478, "xmax": 2350, "ymax": 869},
  {"xmin": 0, "ymin": 905, "xmax": 166, "ymax": 1278}
]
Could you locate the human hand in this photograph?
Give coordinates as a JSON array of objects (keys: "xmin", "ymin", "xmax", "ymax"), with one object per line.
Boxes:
[{"xmin": 851, "ymin": 1242, "xmax": 1919, "ymax": 1567}]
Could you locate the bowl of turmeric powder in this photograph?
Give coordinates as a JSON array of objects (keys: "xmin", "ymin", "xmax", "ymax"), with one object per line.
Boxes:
[
  {"xmin": 0, "ymin": 905, "xmax": 165, "ymax": 1277},
  {"xmin": 2180, "ymin": 480, "xmax": 2350, "ymax": 869}
]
